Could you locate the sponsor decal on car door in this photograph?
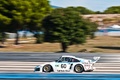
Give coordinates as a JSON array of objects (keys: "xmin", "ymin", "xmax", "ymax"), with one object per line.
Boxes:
[{"xmin": 55, "ymin": 62, "xmax": 71, "ymax": 72}]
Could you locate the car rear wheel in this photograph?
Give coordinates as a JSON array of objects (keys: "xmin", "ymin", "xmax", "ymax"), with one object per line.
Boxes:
[
  {"xmin": 43, "ymin": 64, "xmax": 52, "ymax": 72},
  {"xmin": 74, "ymin": 64, "xmax": 84, "ymax": 73}
]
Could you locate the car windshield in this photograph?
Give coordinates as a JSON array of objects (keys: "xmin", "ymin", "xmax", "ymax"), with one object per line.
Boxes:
[
  {"xmin": 56, "ymin": 57, "xmax": 62, "ymax": 62},
  {"xmin": 69, "ymin": 58, "xmax": 80, "ymax": 62}
]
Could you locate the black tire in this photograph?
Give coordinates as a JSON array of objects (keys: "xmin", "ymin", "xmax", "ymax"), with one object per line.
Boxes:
[
  {"xmin": 43, "ymin": 64, "xmax": 52, "ymax": 72},
  {"xmin": 74, "ymin": 64, "xmax": 84, "ymax": 73}
]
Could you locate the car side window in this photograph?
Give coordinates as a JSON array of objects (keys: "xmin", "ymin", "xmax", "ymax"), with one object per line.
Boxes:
[
  {"xmin": 70, "ymin": 58, "xmax": 80, "ymax": 62},
  {"xmin": 57, "ymin": 57, "xmax": 70, "ymax": 62},
  {"xmin": 57, "ymin": 57, "xmax": 80, "ymax": 62},
  {"xmin": 64, "ymin": 57, "xmax": 70, "ymax": 62}
]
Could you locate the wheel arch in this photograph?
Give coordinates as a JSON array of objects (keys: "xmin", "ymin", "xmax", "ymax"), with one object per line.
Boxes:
[
  {"xmin": 42, "ymin": 64, "xmax": 54, "ymax": 72},
  {"xmin": 73, "ymin": 63, "xmax": 84, "ymax": 69},
  {"xmin": 74, "ymin": 64, "xmax": 85, "ymax": 73}
]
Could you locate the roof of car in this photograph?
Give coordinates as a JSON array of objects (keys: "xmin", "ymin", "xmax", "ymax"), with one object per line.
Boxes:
[{"xmin": 61, "ymin": 55, "xmax": 77, "ymax": 58}]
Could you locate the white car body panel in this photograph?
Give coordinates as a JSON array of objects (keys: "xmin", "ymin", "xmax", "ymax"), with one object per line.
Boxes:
[{"xmin": 34, "ymin": 55, "xmax": 100, "ymax": 73}]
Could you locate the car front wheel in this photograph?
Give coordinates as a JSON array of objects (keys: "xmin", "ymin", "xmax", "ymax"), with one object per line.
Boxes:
[
  {"xmin": 74, "ymin": 64, "xmax": 84, "ymax": 73},
  {"xmin": 43, "ymin": 64, "xmax": 52, "ymax": 72}
]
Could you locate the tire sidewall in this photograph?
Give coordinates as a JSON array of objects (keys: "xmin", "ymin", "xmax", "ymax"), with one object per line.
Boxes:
[
  {"xmin": 74, "ymin": 64, "xmax": 84, "ymax": 73},
  {"xmin": 43, "ymin": 64, "xmax": 52, "ymax": 72}
]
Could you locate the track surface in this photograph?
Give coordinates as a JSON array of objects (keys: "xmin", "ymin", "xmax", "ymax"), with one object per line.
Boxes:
[{"xmin": 0, "ymin": 52, "xmax": 120, "ymax": 73}]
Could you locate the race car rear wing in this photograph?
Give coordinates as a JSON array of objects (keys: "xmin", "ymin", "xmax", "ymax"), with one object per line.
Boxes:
[{"xmin": 92, "ymin": 57, "xmax": 100, "ymax": 63}]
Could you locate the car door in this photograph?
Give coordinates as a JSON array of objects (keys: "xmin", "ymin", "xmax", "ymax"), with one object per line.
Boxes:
[{"xmin": 54, "ymin": 57, "xmax": 71, "ymax": 72}]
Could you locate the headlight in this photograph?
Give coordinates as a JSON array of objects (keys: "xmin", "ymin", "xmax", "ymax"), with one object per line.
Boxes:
[
  {"xmin": 34, "ymin": 68, "xmax": 40, "ymax": 71},
  {"xmin": 34, "ymin": 66, "xmax": 40, "ymax": 71}
]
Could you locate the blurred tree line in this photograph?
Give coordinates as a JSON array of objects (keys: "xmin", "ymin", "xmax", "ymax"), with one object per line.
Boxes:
[
  {"xmin": 104, "ymin": 6, "xmax": 120, "ymax": 14},
  {"xmin": 42, "ymin": 8, "xmax": 97, "ymax": 52},
  {"xmin": 0, "ymin": 0, "xmax": 119, "ymax": 52},
  {"xmin": 95, "ymin": 6, "xmax": 120, "ymax": 14},
  {"xmin": 0, "ymin": 0, "xmax": 51, "ymax": 45}
]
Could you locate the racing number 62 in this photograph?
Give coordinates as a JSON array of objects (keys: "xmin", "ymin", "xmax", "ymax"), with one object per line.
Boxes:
[{"xmin": 61, "ymin": 64, "xmax": 67, "ymax": 68}]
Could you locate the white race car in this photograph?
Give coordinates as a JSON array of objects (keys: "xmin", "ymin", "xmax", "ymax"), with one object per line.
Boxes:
[{"xmin": 34, "ymin": 55, "xmax": 100, "ymax": 73}]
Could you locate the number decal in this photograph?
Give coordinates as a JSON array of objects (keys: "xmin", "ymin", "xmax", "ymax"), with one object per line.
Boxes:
[{"xmin": 61, "ymin": 64, "xmax": 67, "ymax": 68}]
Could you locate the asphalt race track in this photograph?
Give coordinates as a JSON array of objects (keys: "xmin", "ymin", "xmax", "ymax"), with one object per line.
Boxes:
[
  {"xmin": 0, "ymin": 52, "xmax": 120, "ymax": 80},
  {"xmin": 0, "ymin": 52, "xmax": 120, "ymax": 73}
]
